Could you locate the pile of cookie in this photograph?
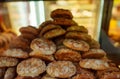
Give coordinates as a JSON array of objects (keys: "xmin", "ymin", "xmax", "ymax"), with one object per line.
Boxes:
[{"xmin": 0, "ymin": 9, "xmax": 120, "ymax": 79}]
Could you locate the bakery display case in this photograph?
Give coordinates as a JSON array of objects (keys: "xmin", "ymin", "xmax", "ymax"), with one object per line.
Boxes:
[{"xmin": 0, "ymin": 0, "xmax": 120, "ymax": 79}]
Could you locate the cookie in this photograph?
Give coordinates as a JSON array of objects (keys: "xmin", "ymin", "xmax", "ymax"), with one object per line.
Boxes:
[
  {"xmin": 46, "ymin": 61, "xmax": 76, "ymax": 78},
  {"xmin": 79, "ymin": 59, "xmax": 110, "ymax": 70},
  {"xmin": 88, "ymin": 39, "xmax": 100, "ymax": 49},
  {"xmin": 41, "ymin": 74, "xmax": 57, "ymax": 79},
  {"xmin": 30, "ymin": 38, "xmax": 56, "ymax": 55},
  {"xmin": 98, "ymin": 72, "xmax": 120, "ymax": 79},
  {"xmin": 73, "ymin": 63, "xmax": 93, "ymax": 74},
  {"xmin": 19, "ymin": 26, "xmax": 38, "ymax": 35},
  {"xmin": 0, "ymin": 57, "xmax": 18, "ymax": 67},
  {"xmin": 72, "ymin": 73, "xmax": 95, "ymax": 79},
  {"xmin": 65, "ymin": 32, "xmax": 91, "ymax": 42},
  {"xmin": 0, "ymin": 68, "xmax": 6, "ymax": 78},
  {"xmin": 39, "ymin": 24, "xmax": 61, "ymax": 37},
  {"xmin": 82, "ymin": 49, "xmax": 106, "ymax": 59},
  {"xmin": 9, "ymin": 36, "xmax": 30, "ymax": 51},
  {"xmin": 4, "ymin": 67, "xmax": 16, "ymax": 79},
  {"xmin": 30, "ymin": 51, "xmax": 55, "ymax": 61},
  {"xmin": 15, "ymin": 75, "xmax": 41, "ymax": 79},
  {"xmin": 53, "ymin": 18, "xmax": 77, "ymax": 26},
  {"xmin": 17, "ymin": 58, "xmax": 46, "ymax": 77},
  {"xmin": 43, "ymin": 28, "xmax": 66, "ymax": 39},
  {"xmin": 63, "ymin": 39, "xmax": 89, "ymax": 51},
  {"xmin": 55, "ymin": 48, "xmax": 81, "ymax": 62},
  {"xmin": 51, "ymin": 9, "xmax": 73, "ymax": 19},
  {"xmin": 38, "ymin": 20, "xmax": 54, "ymax": 32},
  {"xmin": 1, "ymin": 48, "xmax": 29, "ymax": 59},
  {"xmin": 20, "ymin": 33, "xmax": 36, "ymax": 41},
  {"xmin": 67, "ymin": 25, "xmax": 88, "ymax": 33}
]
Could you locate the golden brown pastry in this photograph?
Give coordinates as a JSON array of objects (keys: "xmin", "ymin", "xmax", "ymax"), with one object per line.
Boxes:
[
  {"xmin": 79, "ymin": 59, "xmax": 110, "ymax": 70},
  {"xmin": 30, "ymin": 38, "xmax": 56, "ymax": 55},
  {"xmin": 17, "ymin": 58, "xmax": 46, "ymax": 77},
  {"xmin": 63, "ymin": 39, "xmax": 89, "ymax": 51},
  {"xmin": 0, "ymin": 57, "xmax": 18, "ymax": 67},
  {"xmin": 50, "ymin": 9, "xmax": 73, "ymax": 19},
  {"xmin": 55, "ymin": 48, "xmax": 81, "ymax": 62},
  {"xmin": 46, "ymin": 61, "xmax": 76, "ymax": 78},
  {"xmin": 82, "ymin": 49, "xmax": 106, "ymax": 59}
]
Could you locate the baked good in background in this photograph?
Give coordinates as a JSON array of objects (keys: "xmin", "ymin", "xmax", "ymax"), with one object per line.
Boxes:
[{"xmin": 0, "ymin": 8, "xmax": 119, "ymax": 79}]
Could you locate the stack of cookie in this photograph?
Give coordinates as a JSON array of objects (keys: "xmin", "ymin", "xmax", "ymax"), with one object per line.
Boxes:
[{"xmin": 0, "ymin": 9, "xmax": 119, "ymax": 79}]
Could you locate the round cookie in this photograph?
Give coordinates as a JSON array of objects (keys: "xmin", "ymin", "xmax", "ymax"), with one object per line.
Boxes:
[
  {"xmin": 20, "ymin": 33, "xmax": 36, "ymax": 41},
  {"xmin": 51, "ymin": 9, "xmax": 73, "ymax": 19},
  {"xmin": 0, "ymin": 57, "xmax": 18, "ymax": 67},
  {"xmin": 88, "ymin": 39, "xmax": 100, "ymax": 49},
  {"xmin": 1, "ymin": 48, "xmax": 29, "ymax": 59},
  {"xmin": 30, "ymin": 38, "xmax": 56, "ymax": 55},
  {"xmin": 43, "ymin": 28, "xmax": 66, "ymax": 39},
  {"xmin": 9, "ymin": 36, "xmax": 30, "ymax": 51},
  {"xmin": 55, "ymin": 48, "xmax": 81, "ymax": 62},
  {"xmin": 19, "ymin": 26, "xmax": 38, "ymax": 35},
  {"xmin": 53, "ymin": 18, "xmax": 77, "ymax": 26},
  {"xmin": 63, "ymin": 39, "xmax": 90, "ymax": 51},
  {"xmin": 65, "ymin": 32, "xmax": 91, "ymax": 42},
  {"xmin": 72, "ymin": 73, "xmax": 95, "ymax": 79},
  {"xmin": 67, "ymin": 25, "xmax": 88, "ymax": 33},
  {"xmin": 79, "ymin": 59, "xmax": 110, "ymax": 70},
  {"xmin": 46, "ymin": 61, "xmax": 76, "ymax": 78},
  {"xmin": 4, "ymin": 67, "xmax": 16, "ymax": 79},
  {"xmin": 82, "ymin": 49, "xmax": 106, "ymax": 59},
  {"xmin": 38, "ymin": 20, "xmax": 54, "ymax": 32},
  {"xmin": 15, "ymin": 75, "xmax": 41, "ymax": 79},
  {"xmin": 41, "ymin": 74, "xmax": 57, "ymax": 79},
  {"xmin": 98, "ymin": 72, "xmax": 120, "ymax": 79},
  {"xmin": 17, "ymin": 58, "xmax": 46, "ymax": 77},
  {"xmin": 39, "ymin": 24, "xmax": 61, "ymax": 37},
  {"xmin": 29, "ymin": 51, "xmax": 55, "ymax": 61}
]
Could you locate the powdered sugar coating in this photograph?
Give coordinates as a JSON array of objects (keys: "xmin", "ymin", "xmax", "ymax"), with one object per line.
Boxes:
[
  {"xmin": 30, "ymin": 38, "xmax": 56, "ymax": 55},
  {"xmin": 47, "ymin": 61, "xmax": 76, "ymax": 78}
]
